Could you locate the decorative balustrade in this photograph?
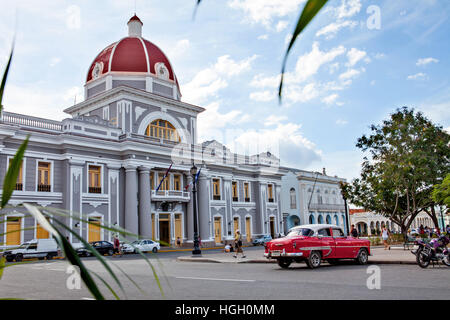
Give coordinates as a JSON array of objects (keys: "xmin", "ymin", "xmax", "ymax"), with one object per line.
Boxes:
[
  {"xmin": 37, "ymin": 184, "xmax": 51, "ymax": 192},
  {"xmin": 308, "ymin": 203, "xmax": 345, "ymax": 211},
  {"xmin": 151, "ymin": 189, "xmax": 190, "ymax": 201},
  {"xmin": 88, "ymin": 187, "xmax": 102, "ymax": 194},
  {"xmin": 0, "ymin": 111, "xmax": 63, "ymax": 132}
]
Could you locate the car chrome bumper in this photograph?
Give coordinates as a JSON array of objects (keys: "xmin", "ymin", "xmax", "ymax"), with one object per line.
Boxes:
[{"xmin": 264, "ymin": 252, "xmax": 303, "ymax": 258}]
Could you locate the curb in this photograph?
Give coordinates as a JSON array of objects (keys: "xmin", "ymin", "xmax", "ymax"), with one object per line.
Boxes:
[{"xmin": 176, "ymin": 257, "xmax": 417, "ymax": 265}]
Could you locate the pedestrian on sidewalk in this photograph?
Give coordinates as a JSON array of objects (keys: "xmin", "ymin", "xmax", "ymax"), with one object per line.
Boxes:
[
  {"xmin": 381, "ymin": 226, "xmax": 390, "ymax": 250},
  {"xmin": 350, "ymin": 224, "xmax": 359, "ymax": 238},
  {"xmin": 233, "ymin": 230, "xmax": 246, "ymax": 258},
  {"xmin": 113, "ymin": 235, "xmax": 122, "ymax": 257},
  {"xmin": 176, "ymin": 237, "xmax": 181, "ymax": 248},
  {"xmin": 224, "ymin": 243, "xmax": 231, "ymax": 253},
  {"xmin": 198, "ymin": 236, "xmax": 202, "ymax": 248}
]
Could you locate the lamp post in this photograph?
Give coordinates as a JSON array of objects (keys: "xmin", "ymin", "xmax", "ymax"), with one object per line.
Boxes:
[
  {"xmin": 340, "ymin": 182, "xmax": 350, "ymax": 236},
  {"xmin": 190, "ymin": 164, "xmax": 201, "ymax": 256}
]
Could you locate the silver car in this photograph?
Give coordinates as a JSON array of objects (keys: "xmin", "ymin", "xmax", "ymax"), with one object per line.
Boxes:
[{"xmin": 122, "ymin": 239, "xmax": 160, "ymax": 253}]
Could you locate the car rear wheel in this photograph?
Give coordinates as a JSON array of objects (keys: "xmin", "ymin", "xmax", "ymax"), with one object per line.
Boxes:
[
  {"xmin": 46, "ymin": 253, "xmax": 53, "ymax": 260},
  {"xmin": 152, "ymin": 247, "xmax": 158, "ymax": 253},
  {"xmin": 306, "ymin": 251, "xmax": 321, "ymax": 269},
  {"xmin": 355, "ymin": 248, "xmax": 369, "ymax": 265},
  {"xmin": 277, "ymin": 259, "xmax": 292, "ymax": 269}
]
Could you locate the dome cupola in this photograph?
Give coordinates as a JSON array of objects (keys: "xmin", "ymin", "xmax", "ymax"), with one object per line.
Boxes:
[{"xmin": 85, "ymin": 15, "xmax": 180, "ymax": 100}]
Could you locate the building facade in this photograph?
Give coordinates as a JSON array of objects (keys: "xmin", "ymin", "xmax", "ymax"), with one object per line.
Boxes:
[
  {"xmin": 0, "ymin": 16, "xmax": 285, "ymax": 249},
  {"xmin": 281, "ymin": 168, "xmax": 348, "ymax": 234},
  {"xmin": 350, "ymin": 208, "xmax": 450, "ymax": 235}
]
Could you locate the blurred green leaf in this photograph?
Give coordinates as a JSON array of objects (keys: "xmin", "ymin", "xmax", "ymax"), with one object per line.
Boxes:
[
  {"xmin": 279, "ymin": 0, "xmax": 328, "ymax": 103},
  {"xmin": 0, "ymin": 45, "xmax": 13, "ymax": 113},
  {"xmin": 1, "ymin": 136, "xmax": 29, "ymax": 208},
  {"xmin": 0, "ymin": 256, "xmax": 5, "ymax": 280}
]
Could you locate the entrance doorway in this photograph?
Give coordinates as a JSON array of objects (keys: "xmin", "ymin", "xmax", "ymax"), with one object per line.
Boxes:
[
  {"xmin": 88, "ymin": 217, "xmax": 101, "ymax": 242},
  {"xmin": 159, "ymin": 214, "xmax": 170, "ymax": 246},
  {"xmin": 174, "ymin": 214, "xmax": 182, "ymax": 245},
  {"xmin": 269, "ymin": 217, "xmax": 275, "ymax": 238},
  {"xmin": 214, "ymin": 217, "xmax": 222, "ymax": 243},
  {"xmin": 246, "ymin": 217, "xmax": 251, "ymax": 242}
]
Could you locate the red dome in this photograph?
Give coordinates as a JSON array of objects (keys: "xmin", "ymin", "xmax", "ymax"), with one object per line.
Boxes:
[{"xmin": 86, "ymin": 37, "xmax": 177, "ymax": 84}]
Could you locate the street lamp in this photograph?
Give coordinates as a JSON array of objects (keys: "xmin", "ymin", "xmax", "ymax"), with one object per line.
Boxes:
[
  {"xmin": 190, "ymin": 164, "xmax": 202, "ymax": 256},
  {"xmin": 340, "ymin": 182, "xmax": 350, "ymax": 236}
]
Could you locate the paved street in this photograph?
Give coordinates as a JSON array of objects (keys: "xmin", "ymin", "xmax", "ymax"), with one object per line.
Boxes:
[{"xmin": 0, "ymin": 247, "xmax": 449, "ymax": 300}]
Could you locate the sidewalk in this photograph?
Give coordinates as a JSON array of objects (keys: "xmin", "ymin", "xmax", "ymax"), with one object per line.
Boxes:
[{"xmin": 177, "ymin": 246, "xmax": 418, "ymax": 265}]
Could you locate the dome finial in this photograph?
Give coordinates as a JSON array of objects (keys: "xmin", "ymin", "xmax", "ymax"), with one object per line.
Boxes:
[{"xmin": 127, "ymin": 14, "xmax": 143, "ymax": 37}]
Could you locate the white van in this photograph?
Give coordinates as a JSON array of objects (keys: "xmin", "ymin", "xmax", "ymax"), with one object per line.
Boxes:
[{"xmin": 3, "ymin": 239, "xmax": 59, "ymax": 262}]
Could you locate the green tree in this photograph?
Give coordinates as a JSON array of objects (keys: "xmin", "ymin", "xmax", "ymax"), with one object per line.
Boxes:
[
  {"xmin": 346, "ymin": 107, "xmax": 450, "ymax": 237},
  {"xmin": 433, "ymin": 173, "xmax": 450, "ymax": 209}
]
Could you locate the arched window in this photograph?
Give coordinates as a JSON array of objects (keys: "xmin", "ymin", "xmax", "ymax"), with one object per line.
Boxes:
[
  {"xmin": 146, "ymin": 119, "xmax": 180, "ymax": 142},
  {"xmin": 318, "ymin": 215, "xmax": 324, "ymax": 224},
  {"xmin": 309, "ymin": 215, "xmax": 315, "ymax": 224},
  {"xmin": 326, "ymin": 215, "xmax": 331, "ymax": 224},
  {"xmin": 290, "ymin": 188, "xmax": 296, "ymax": 209}
]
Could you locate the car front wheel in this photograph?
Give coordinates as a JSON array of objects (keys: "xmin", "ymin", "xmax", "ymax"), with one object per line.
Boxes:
[
  {"xmin": 108, "ymin": 249, "xmax": 114, "ymax": 256},
  {"xmin": 355, "ymin": 248, "xmax": 368, "ymax": 265},
  {"xmin": 306, "ymin": 251, "xmax": 321, "ymax": 269},
  {"xmin": 277, "ymin": 259, "xmax": 292, "ymax": 269},
  {"xmin": 15, "ymin": 254, "xmax": 23, "ymax": 262}
]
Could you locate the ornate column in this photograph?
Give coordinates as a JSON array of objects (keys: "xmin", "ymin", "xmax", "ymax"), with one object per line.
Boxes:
[
  {"xmin": 138, "ymin": 166, "xmax": 152, "ymax": 238},
  {"xmin": 107, "ymin": 164, "xmax": 121, "ymax": 242},
  {"xmin": 186, "ymin": 174, "xmax": 194, "ymax": 241},
  {"xmin": 197, "ymin": 173, "xmax": 211, "ymax": 241},
  {"xmin": 125, "ymin": 165, "xmax": 139, "ymax": 236},
  {"xmin": 68, "ymin": 159, "xmax": 84, "ymax": 243}
]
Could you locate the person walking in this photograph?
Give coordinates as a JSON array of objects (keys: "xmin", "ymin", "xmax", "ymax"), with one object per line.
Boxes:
[
  {"xmin": 350, "ymin": 224, "xmax": 358, "ymax": 238},
  {"xmin": 233, "ymin": 230, "xmax": 246, "ymax": 258},
  {"xmin": 176, "ymin": 237, "xmax": 181, "ymax": 248},
  {"xmin": 381, "ymin": 226, "xmax": 390, "ymax": 250},
  {"xmin": 113, "ymin": 235, "xmax": 122, "ymax": 257}
]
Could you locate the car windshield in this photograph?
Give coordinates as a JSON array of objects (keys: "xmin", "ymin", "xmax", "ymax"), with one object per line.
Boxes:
[
  {"xmin": 287, "ymin": 228, "xmax": 313, "ymax": 237},
  {"xmin": 131, "ymin": 241, "xmax": 141, "ymax": 245},
  {"xmin": 18, "ymin": 242, "xmax": 31, "ymax": 249}
]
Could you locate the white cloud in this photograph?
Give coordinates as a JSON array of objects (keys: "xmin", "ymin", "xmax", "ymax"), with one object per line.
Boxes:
[
  {"xmin": 182, "ymin": 54, "xmax": 257, "ymax": 104},
  {"xmin": 257, "ymin": 34, "xmax": 269, "ymax": 40},
  {"xmin": 250, "ymin": 73, "xmax": 280, "ymax": 88},
  {"xmin": 49, "ymin": 57, "xmax": 61, "ymax": 67},
  {"xmin": 339, "ymin": 68, "xmax": 361, "ymax": 81},
  {"xmin": 166, "ymin": 39, "xmax": 190, "ymax": 59},
  {"xmin": 293, "ymin": 42, "xmax": 346, "ymax": 83},
  {"xmin": 275, "ymin": 20, "xmax": 289, "ymax": 32},
  {"xmin": 322, "ymin": 93, "xmax": 339, "ymax": 105},
  {"xmin": 249, "ymin": 90, "xmax": 275, "ymax": 102},
  {"xmin": 335, "ymin": 0, "xmax": 362, "ymax": 19},
  {"xmin": 3, "ymin": 84, "xmax": 83, "ymax": 120},
  {"xmin": 228, "ymin": 0, "xmax": 306, "ymax": 30},
  {"xmin": 284, "ymin": 83, "xmax": 319, "ymax": 103},
  {"xmin": 265, "ymin": 115, "xmax": 288, "ymax": 126},
  {"xmin": 407, "ymin": 72, "xmax": 427, "ymax": 80},
  {"xmin": 416, "ymin": 57, "xmax": 439, "ymax": 66},
  {"xmin": 233, "ymin": 122, "xmax": 322, "ymax": 168},
  {"xmin": 336, "ymin": 119, "xmax": 348, "ymax": 125},
  {"xmin": 346, "ymin": 48, "xmax": 367, "ymax": 67},
  {"xmin": 66, "ymin": 5, "xmax": 81, "ymax": 30},
  {"xmin": 316, "ymin": 20, "xmax": 358, "ymax": 38}
]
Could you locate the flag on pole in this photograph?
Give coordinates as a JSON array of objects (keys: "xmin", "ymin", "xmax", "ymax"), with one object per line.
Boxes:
[
  {"xmin": 155, "ymin": 163, "xmax": 172, "ymax": 192},
  {"xmin": 184, "ymin": 168, "xmax": 201, "ymax": 191}
]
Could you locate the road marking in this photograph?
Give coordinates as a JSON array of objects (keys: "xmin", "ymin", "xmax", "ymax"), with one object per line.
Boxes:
[
  {"xmin": 176, "ymin": 276, "xmax": 255, "ymax": 282},
  {"xmin": 82, "ymin": 297, "xmax": 95, "ymax": 300}
]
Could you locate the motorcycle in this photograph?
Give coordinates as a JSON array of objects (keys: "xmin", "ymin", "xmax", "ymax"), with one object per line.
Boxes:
[{"xmin": 411, "ymin": 234, "xmax": 450, "ymax": 268}]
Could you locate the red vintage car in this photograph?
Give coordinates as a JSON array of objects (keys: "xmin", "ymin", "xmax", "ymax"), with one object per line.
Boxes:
[{"xmin": 264, "ymin": 224, "xmax": 371, "ymax": 269}]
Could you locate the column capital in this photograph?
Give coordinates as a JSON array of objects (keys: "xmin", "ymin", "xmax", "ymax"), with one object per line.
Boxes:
[
  {"xmin": 125, "ymin": 165, "xmax": 137, "ymax": 172},
  {"xmin": 68, "ymin": 159, "xmax": 85, "ymax": 166},
  {"xmin": 138, "ymin": 166, "xmax": 151, "ymax": 173},
  {"xmin": 107, "ymin": 163, "xmax": 122, "ymax": 170}
]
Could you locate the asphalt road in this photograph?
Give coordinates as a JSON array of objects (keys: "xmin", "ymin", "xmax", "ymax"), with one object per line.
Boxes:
[{"xmin": 0, "ymin": 247, "xmax": 449, "ymax": 300}]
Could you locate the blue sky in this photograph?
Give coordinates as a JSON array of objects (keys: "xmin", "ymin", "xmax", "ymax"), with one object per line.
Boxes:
[{"xmin": 0, "ymin": 0, "xmax": 449, "ymax": 181}]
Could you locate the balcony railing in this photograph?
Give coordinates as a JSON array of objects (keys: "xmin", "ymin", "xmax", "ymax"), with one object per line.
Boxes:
[
  {"xmin": 213, "ymin": 195, "xmax": 221, "ymax": 201},
  {"xmin": 245, "ymin": 198, "xmax": 250, "ymax": 202},
  {"xmin": 268, "ymin": 198, "xmax": 274, "ymax": 203},
  {"xmin": 88, "ymin": 186, "xmax": 102, "ymax": 194},
  {"xmin": 1, "ymin": 111, "xmax": 62, "ymax": 132},
  {"xmin": 308, "ymin": 203, "xmax": 345, "ymax": 211},
  {"xmin": 232, "ymin": 197, "xmax": 239, "ymax": 202},
  {"xmin": 151, "ymin": 190, "xmax": 190, "ymax": 201},
  {"xmin": 14, "ymin": 183, "xmax": 23, "ymax": 191},
  {"xmin": 37, "ymin": 184, "xmax": 51, "ymax": 192}
]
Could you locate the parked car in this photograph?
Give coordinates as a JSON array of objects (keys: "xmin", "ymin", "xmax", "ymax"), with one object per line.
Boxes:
[
  {"xmin": 122, "ymin": 239, "xmax": 160, "ymax": 253},
  {"xmin": 76, "ymin": 241, "xmax": 115, "ymax": 257},
  {"xmin": 252, "ymin": 234, "xmax": 272, "ymax": 246},
  {"xmin": 264, "ymin": 224, "xmax": 371, "ymax": 269},
  {"xmin": 3, "ymin": 239, "xmax": 58, "ymax": 262}
]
